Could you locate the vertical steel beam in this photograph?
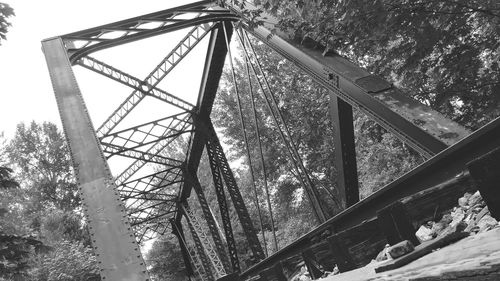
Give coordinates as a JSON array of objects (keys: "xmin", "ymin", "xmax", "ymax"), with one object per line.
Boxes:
[
  {"xmin": 330, "ymin": 96, "xmax": 360, "ymax": 208},
  {"xmin": 185, "ymin": 172, "xmax": 231, "ymax": 272},
  {"xmin": 184, "ymin": 209, "xmax": 216, "ymax": 281},
  {"xmin": 182, "ymin": 202, "xmax": 227, "ymax": 278},
  {"xmin": 178, "ymin": 22, "xmax": 233, "ymax": 218},
  {"xmin": 206, "ymin": 120, "xmax": 266, "ymax": 263},
  {"xmin": 42, "ymin": 37, "xmax": 148, "ymax": 280},
  {"xmin": 206, "ymin": 142, "xmax": 240, "ymax": 273},
  {"xmin": 171, "ymin": 219, "xmax": 195, "ymax": 276}
]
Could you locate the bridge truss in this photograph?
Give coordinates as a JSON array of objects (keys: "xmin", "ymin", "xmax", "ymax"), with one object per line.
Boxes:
[{"xmin": 41, "ymin": 1, "xmax": 495, "ymax": 281}]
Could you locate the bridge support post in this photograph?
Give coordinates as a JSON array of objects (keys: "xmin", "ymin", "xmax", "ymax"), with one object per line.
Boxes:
[
  {"xmin": 185, "ymin": 171, "xmax": 231, "ymax": 272},
  {"xmin": 171, "ymin": 219, "xmax": 195, "ymax": 277},
  {"xmin": 330, "ymin": 96, "xmax": 360, "ymax": 208},
  {"xmin": 377, "ymin": 201, "xmax": 419, "ymax": 246},
  {"xmin": 272, "ymin": 263, "xmax": 288, "ymax": 281},
  {"xmin": 42, "ymin": 37, "xmax": 148, "ymax": 280},
  {"xmin": 206, "ymin": 138, "xmax": 241, "ymax": 272},
  {"xmin": 182, "ymin": 203, "xmax": 216, "ymax": 281},
  {"xmin": 302, "ymin": 249, "xmax": 324, "ymax": 279},
  {"xmin": 467, "ymin": 146, "xmax": 500, "ymax": 220},
  {"xmin": 327, "ymin": 234, "xmax": 356, "ymax": 272},
  {"xmin": 206, "ymin": 120, "xmax": 266, "ymax": 263},
  {"xmin": 217, "ymin": 272, "xmax": 240, "ymax": 281}
]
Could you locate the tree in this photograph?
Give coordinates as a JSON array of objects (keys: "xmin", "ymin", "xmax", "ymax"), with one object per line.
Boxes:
[
  {"xmin": 262, "ymin": 0, "xmax": 500, "ymax": 129},
  {"xmin": 28, "ymin": 240, "xmax": 99, "ymax": 281},
  {"xmin": 8, "ymin": 122, "xmax": 79, "ymax": 212},
  {"xmin": 0, "ymin": 121, "xmax": 98, "ymax": 280},
  {"xmin": 0, "ymin": 2, "xmax": 14, "ymax": 44},
  {"xmin": 146, "ymin": 234, "xmax": 187, "ymax": 281}
]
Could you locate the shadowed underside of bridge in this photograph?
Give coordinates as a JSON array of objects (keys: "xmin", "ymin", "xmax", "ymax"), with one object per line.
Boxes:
[{"xmin": 41, "ymin": 1, "xmax": 500, "ymax": 281}]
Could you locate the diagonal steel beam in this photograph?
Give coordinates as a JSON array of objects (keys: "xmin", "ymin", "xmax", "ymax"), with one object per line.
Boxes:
[
  {"xmin": 120, "ymin": 167, "xmax": 182, "ymax": 202},
  {"xmin": 95, "ymin": 25, "xmax": 212, "ymax": 138},
  {"xmin": 77, "ymin": 55, "xmax": 195, "ymax": 112},
  {"xmin": 102, "ymin": 144, "xmax": 183, "ymax": 166},
  {"xmin": 100, "ymin": 112, "xmax": 191, "ymax": 140},
  {"xmin": 115, "ymin": 114, "xmax": 192, "ymax": 185},
  {"xmin": 131, "ymin": 210, "xmax": 176, "ymax": 227},
  {"xmin": 128, "ymin": 200, "xmax": 176, "ymax": 216}
]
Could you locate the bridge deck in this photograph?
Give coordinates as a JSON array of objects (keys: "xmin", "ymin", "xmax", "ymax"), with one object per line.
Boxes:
[{"xmin": 325, "ymin": 227, "xmax": 500, "ymax": 281}]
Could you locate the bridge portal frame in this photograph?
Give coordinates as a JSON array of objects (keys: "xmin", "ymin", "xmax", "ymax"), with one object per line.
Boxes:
[{"xmin": 42, "ymin": 1, "xmax": 471, "ymax": 280}]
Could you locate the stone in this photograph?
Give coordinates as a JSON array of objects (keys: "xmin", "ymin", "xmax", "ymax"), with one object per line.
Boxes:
[
  {"xmin": 458, "ymin": 196, "xmax": 468, "ymax": 207},
  {"xmin": 387, "ymin": 240, "xmax": 415, "ymax": 259},
  {"xmin": 431, "ymin": 221, "xmax": 447, "ymax": 236},
  {"xmin": 375, "ymin": 244, "xmax": 391, "ymax": 261},
  {"xmin": 449, "ymin": 208, "xmax": 465, "ymax": 228},
  {"xmin": 416, "ymin": 224, "xmax": 434, "ymax": 242},
  {"xmin": 467, "ymin": 191, "xmax": 483, "ymax": 207},
  {"xmin": 477, "ymin": 215, "xmax": 498, "ymax": 232}
]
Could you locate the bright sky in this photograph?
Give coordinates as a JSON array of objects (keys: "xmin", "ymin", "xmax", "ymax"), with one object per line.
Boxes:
[{"xmin": 0, "ymin": 0, "xmax": 205, "ymax": 139}]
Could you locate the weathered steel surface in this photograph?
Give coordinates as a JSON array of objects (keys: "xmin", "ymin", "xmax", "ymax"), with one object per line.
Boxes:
[
  {"xmin": 330, "ymin": 96, "xmax": 359, "ymax": 208},
  {"xmin": 42, "ymin": 37, "xmax": 148, "ymax": 280}
]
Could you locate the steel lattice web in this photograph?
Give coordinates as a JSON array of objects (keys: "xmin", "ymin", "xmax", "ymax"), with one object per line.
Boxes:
[{"xmin": 59, "ymin": 3, "xmax": 236, "ymax": 243}]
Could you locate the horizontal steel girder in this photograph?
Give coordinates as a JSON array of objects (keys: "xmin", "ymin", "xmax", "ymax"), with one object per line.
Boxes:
[{"xmin": 61, "ymin": 1, "xmax": 239, "ymax": 62}]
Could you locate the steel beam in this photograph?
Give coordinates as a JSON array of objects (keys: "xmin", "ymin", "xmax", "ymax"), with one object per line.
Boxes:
[
  {"xmin": 207, "ymin": 142, "xmax": 240, "ymax": 272},
  {"xmin": 330, "ymin": 97, "xmax": 360, "ymax": 208},
  {"xmin": 77, "ymin": 55, "xmax": 195, "ymax": 112},
  {"xmin": 185, "ymin": 172, "xmax": 231, "ymax": 272},
  {"xmin": 115, "ymin": 114, "xmax": 192, "ymax": 185},
  {"xmin": 182, "ymin": 202, "xmax": 226, "ymax": 279},
  {"xmin": 171, "ymin": 219, "xmax": 195, "ymax": 276},
  {"xmin": 177, "ymin": 22, "xmax": 232, "ymax": 218},
  {"xmin": 205, "ymin": 121, "xmax": 265, "ymax": 263},
  {"xmin": 224, "ymin": 3, "xmax": 470, "ymax": 158},
  {"xmin": 184, "ymin": 210, "xmax": 215, "ymax": 281},
  {"xmin": 42, "ymin": 37, "xmax": 148, "ymax": 280},
  {"xmin": 95, "ymin": 25, "xmax": 211, "ymax": 138}
]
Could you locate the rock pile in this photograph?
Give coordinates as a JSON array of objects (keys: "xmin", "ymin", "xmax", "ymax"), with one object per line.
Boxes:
[
  {"xmin": 415, "ymin": 190, "xmax": 499, "ymax": 243},
  {"xmin": 374, "ymin": 190, "xmax": 499, "ymax": 263}
]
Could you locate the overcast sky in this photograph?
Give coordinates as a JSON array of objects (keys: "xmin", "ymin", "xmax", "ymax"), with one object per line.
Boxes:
[{"xmin": 0, "ymin": 0, "xmax": 205, "ymax": 138}]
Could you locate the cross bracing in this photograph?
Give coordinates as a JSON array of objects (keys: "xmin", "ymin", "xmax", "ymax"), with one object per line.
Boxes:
[{"xmin": 41, "ymin": 1, "xmax": 479, "ymax": 280}]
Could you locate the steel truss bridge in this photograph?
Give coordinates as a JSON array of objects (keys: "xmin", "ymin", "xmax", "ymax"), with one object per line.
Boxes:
[{"xmin": 42, "ymin": 1, "xmax": 500, "ymax": 280}]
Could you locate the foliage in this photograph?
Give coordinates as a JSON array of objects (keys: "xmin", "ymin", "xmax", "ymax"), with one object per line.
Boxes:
[
  {"xmin": 28, "ymin": 240, "xmax": 99, "ymax": 281},
  {"xmin": 353, "ymin": 113, "xmax": 422, "ymax": 198},
  {"xmin": 7, "ymin": 122, "xmax": 79, "ymax": 212},
  {"xmin": 0, "ymin": 166, "xmax": 18, "ymax": 189},
  {"xmin": 261, "ymin": 0, "xmax": 500, "ymax": 129},
  {"xmin": 146, "ymin": 234, "xmax": 187, "ymax": 281},
  {"xmin": 39, "ymin": 209, "xmax": 90, "ymax": 246},
  {"xmin": 0, "ymin": 2, "xmax": 14, "ymax": 44},
  {"xmin": 0, "ymin": 121, "xmax": 97, "ymax": 280},
  {"xmin": 0, "ymin": 234, "xmax": 44, "ymax": 280}
]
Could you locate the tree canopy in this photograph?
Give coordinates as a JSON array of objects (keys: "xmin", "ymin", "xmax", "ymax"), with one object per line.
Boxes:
[
  {"xmin": 0, "ymin": 2, "xmax": 14, "ymax": 44},
  {"xmin": 262, "ymin": 0, "xmax": 500, "ymax": 129}
]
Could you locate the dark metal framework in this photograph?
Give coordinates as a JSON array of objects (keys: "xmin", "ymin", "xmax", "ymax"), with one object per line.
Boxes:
[{"xmin": 42, "ymin": 1, "xmax": 474, "ymax": 280}]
